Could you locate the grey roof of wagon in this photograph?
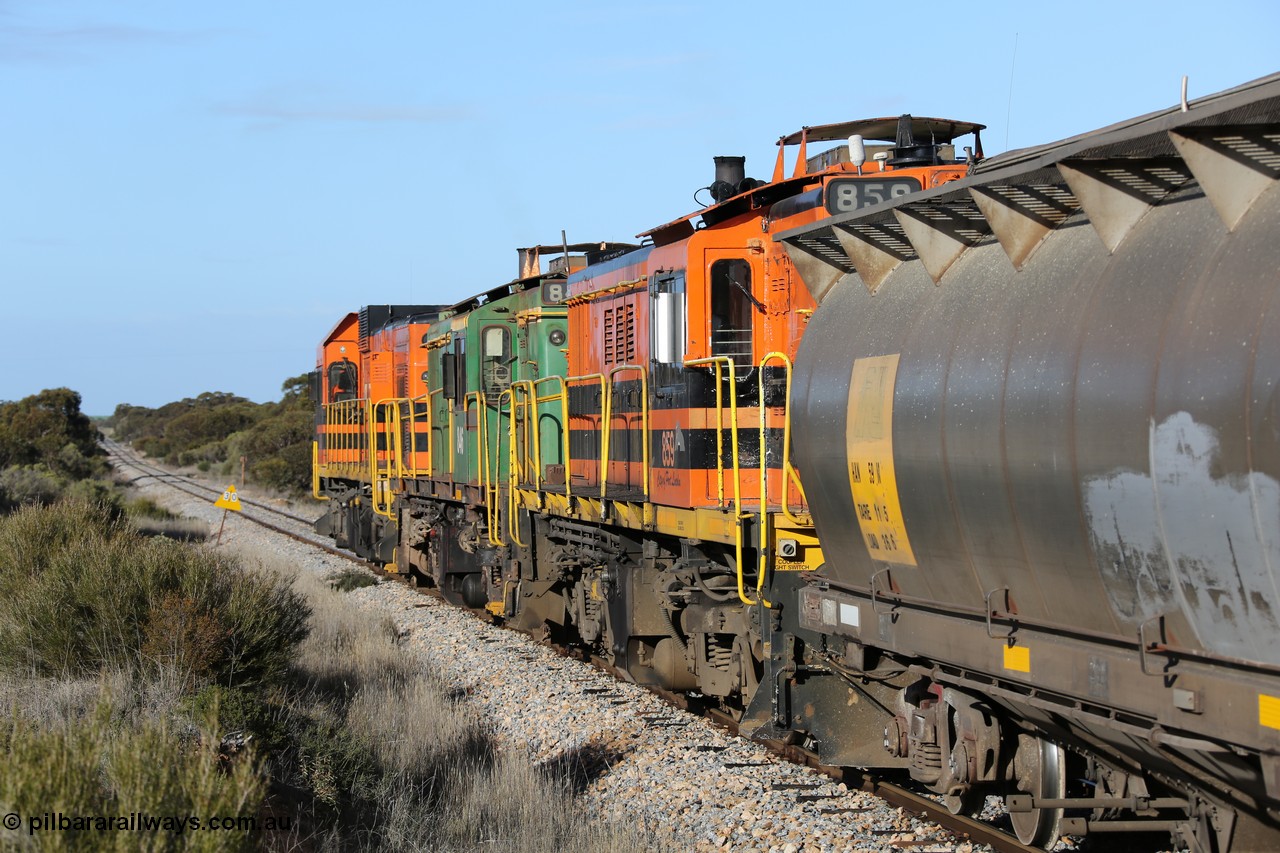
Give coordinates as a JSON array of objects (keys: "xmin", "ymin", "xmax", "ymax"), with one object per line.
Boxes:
[
  {"xmin": 772, "ymin": 72, "xmax": 1280, "ymax": 296},
  {"xmin": 778, "ymin": 71, "xmax": 1280, "ymax": 245}
]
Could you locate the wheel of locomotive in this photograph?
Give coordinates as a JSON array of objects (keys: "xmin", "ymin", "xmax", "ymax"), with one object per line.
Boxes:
[
  {"xmin": 1009, "ymin": 735, "xmax": 1066, "ymax": 848},
  {"xmin": 459, "ymin": 572, "xmax": 487, "ymax": 610}
]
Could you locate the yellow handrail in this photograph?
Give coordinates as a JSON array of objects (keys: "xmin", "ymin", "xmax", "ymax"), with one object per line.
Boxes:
[
  {"xmin": 494, "ymin": 388, "xmax": 518, "ymax": 548},
  {"xmin": 683, "ymin": 356, "xmax": 754, "ymax": 606},
  {"xmin": 370, "ymin": 397, "xmax": 404, "ymax": 519},
  {"xmin": 508, "ymin": 379, "xmax": 536, "ymax": 487},
  {"xmin": 532, "ymin": 376, "xmax": 572, "ymax": 498},
  {"xmin": 317, "ymin": 399, "xmax": 367, "ymax": 481},
  {"xmin": 567, "ymin": 373, "xmax": 608, "ymax": 497},
  {"xmin": 426, "ymin": 387, "xmax": 451, "ymax": 478},
  {"xmin": 757, "ymin": 352, "xmax": 808, "ymax": 526},
  {"xmin": 401, "ymin": 393, "xmax": 432, "ymax": 480},
  {"xmin": 369, "ymin": 398, "xmax": 384, "ymax": 517},
  {"xmin": 603, "ymin": 364, "xmax": 650, "ymax": 500},
  {"xmin": 311, "ymin": 441, "xmax": 327, "ymax": 500},
  {"xmin": 683, "ymin": 357, "xmax": 741, "ymax": 508},
  {"xmin": 496, "ymin": 384, "xmax": 522, "ymax": 545},
  {"xmin": 465, "ymin": 391, "xmax": 500, "ymax": 546}
]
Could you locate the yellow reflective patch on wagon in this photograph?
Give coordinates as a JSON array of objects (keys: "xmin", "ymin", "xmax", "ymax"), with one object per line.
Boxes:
[
  {"xmin": 1260, "ymin": 694, "xmax": 1280, "ymax": 730},
  {"xmin": 1003, "ymin": 645, "xmax": 1031, "ymax": 673},
  {"xmin": 846, "ymin": 354, "xmax": 916, "ymax": 566}
]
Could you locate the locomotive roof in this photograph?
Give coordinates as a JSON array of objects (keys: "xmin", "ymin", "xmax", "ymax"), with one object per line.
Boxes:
[
  {"xmin": 640, "ymin": 116, "xmax": 985, "ymax": 246},
  {"xmin": 776, "ymin": 116, "xmax": 985, "ymax": 146},
  {"xmin": 320, "ymin": 312, "xmax": 358, "ymax": 346},
  {"xmin": 511, "ymin": 242, "xmax": 639, "ymax": 286},
  {"xmin": 638, "ymin": 174, "xmax": 814, "ymax": 245}
]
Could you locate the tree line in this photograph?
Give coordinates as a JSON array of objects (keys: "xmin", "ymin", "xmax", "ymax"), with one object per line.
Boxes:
[
  {"xmin": 108, "ymin": 374, "xmax": 314, "ymax": 493},
  {"xmin": 0, "ymin": 375, "xmax": 314, "ymax": 512}
]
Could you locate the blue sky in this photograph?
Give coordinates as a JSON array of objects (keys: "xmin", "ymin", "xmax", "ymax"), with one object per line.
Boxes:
[{"xmin": 3, "ymin": 0, "xmax": 1277, "ymax": 415}]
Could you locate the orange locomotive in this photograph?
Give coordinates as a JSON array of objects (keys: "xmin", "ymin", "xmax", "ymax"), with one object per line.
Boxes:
[
  {"xmin": 314, "ymin": 306, "xmax": 449, "ymax": 557},
  {"xmin": 312, "ymin": 116, "xmax": 985, "ymax": 711},
  {"xmin": 556, "ymin": 116, "xmax": 984, "ymax": 599}
]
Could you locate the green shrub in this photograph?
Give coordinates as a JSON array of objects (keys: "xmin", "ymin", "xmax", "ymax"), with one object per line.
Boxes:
[
  {"xmin": 61, "ymin": 477, "xmax": 123, "ymax": 512},
  {"xmin": 0, "ymin": 500, "xmax": 310, "ymax": 692},
  {"xmin": 0, "ymin": 465, "xmax": 65, "ymax": 511},
  {"xmin": 0, "ymin": 388, "xmax": 103, "ymax": 475},
  {"xmin": 126, "ymin": 496, "xmax": 178, "ymax": 521},
  {"xmin": 327, "ymin": 568, "xmax": 377, "ymax": 593},
  {"xmin": 185, "ymin": 685, "xmax": 289, "ymax": 755}
]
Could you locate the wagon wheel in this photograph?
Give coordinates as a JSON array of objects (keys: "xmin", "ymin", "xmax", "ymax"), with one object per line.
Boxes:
[{"xmin": 1009, "ymin": 735, "xmax": 1066, "ymax": 848}]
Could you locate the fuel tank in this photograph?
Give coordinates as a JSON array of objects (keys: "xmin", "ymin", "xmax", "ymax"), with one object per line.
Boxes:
[{"xmin": 786, "ymin": 77, "xmax": 1280, "ymax": 666}]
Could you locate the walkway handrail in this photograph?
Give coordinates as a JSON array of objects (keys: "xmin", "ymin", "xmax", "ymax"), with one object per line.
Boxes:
[
  {"xmin": 684, "ymin": 356, "xmax": 755, "ymax": 606},
  {"xmin": 427, "ymin": 388, "xmax": 450, "ymax": 478},
  {"xmin": 311, "ymin": 440, "xmax": 326, "ymax": 500},
  {"xmin": 403, "ymin": 392, "xmax": 432, "ymax": 480},
  {"xmin": 682, "ymin": 356, "xmax": 741, "ymax": 509},
  {"xmin": 532, "ymin": 376, "xmax": 572, "ymax": 498},
  {"xmin": 508, "ymin": 379, "xmax": 537, "ymax": 487},
  {"xmin": 603, "ymin": 364, "xmax": 650, "ymax": 500},
  {"xmin": 504, "ymin": 386, "xmax": 527, "ymax": 548},
  {"xmin": 370, "ymin": 397, "xmax": 403, "ymax": 519},
  {"xmin": 566, "ymin": 372, "xmax": 608, "ymax": 497},
  {"xmin": 757, "ymin": 351, "xmax": 808, "ymax": 526},
  {"xmin": 464, "ymin": 391, "xmax": 500, "ymax": 546}
]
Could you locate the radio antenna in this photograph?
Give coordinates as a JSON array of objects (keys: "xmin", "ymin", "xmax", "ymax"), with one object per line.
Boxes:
[{"xmin": 1005, "ymin": 32, "xmax": 1018, "ymax": 151}]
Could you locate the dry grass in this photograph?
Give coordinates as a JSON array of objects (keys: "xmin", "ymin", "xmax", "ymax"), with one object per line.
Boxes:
[
  {"xmin": 0, "ymin": 503, "xmax": 660, "ymax": 852},
  {"xmin": 242, "ymin": 553, "xmax": 663, "ymax": 852},
  {"xmin": 0, "ymin": 501, "xmax": 300, "ymax": 852},
  {"xmin": 0, "ymin": 681, "xmax": 267, "ymax": 853}
]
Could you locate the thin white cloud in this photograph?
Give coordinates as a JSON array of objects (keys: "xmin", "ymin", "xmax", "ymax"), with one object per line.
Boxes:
[{"xmin": 0, "ymin": 21, "xmax": 228, "ymax": 63}]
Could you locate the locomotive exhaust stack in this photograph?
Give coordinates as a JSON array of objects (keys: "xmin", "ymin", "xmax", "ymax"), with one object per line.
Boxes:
[{"xmin": 704, "ymin": 155, "xmax": 761, "ymax": 205}]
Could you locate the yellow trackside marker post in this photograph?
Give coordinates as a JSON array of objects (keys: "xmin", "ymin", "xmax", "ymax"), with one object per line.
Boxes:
[
  {"xmin": 847, "ymin": 354, "xmax": 916, "ymax": 566},
  {"xmin": 214, "ymin": 485, "xmax": 242, "ymax": 544}
]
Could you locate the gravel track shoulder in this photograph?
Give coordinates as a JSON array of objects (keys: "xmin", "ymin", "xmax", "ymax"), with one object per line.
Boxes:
[{"xmin": 124, "ymin": 468, "xmax": 985, "ymax": 853}]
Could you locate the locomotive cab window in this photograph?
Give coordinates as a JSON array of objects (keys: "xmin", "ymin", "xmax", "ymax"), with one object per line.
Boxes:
[
  {"xmin": 443, "ymin": 338, "xmax": 465, "ymax": 402},
  {"xmin": 650, "ymin": 271, "xmax": 687, "ymax": 364},
  {"xmin": 327, "ymin": 358, "xmax": 357, "ymax": 403},
  {"xmin": 710, "ymin": 259, "xmax": 755, "ymax": 363},
  {"xmin": 482, "ymin": 325, "xmax": 512, "ymax": 398}
]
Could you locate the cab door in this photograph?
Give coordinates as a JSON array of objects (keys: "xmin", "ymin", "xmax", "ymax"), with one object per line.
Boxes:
[
  {"xmin": 706, "ymin": 252, "xmax": 760, "ymax": 364},
  {"xmin": 701, "ymin": 250, "xmax": 763, "ymax": 505}
]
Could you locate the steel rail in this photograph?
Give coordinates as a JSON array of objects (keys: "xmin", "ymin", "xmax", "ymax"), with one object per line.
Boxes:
[
  {"xmin": 104, "ymin": 441, "xmax": 353, "ymax": 557},
  {"xmin": 109, "ymin": 440, "xmax": 1062, "ymax": 852}
]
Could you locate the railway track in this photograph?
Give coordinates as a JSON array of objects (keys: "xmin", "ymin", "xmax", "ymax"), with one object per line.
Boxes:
[
  {"xmin": 105, "ymin": 439, "xmax": 357, "ymax": 560},
  {"xmin": 108, "ymin": 440, "xmax": 1063, "ymax": 852}
]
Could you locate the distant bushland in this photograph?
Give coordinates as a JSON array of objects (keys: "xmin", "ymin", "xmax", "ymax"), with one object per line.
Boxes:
[{"xmin": 109, "ymin": 374, "xmax": 315, "ymax": 495}]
